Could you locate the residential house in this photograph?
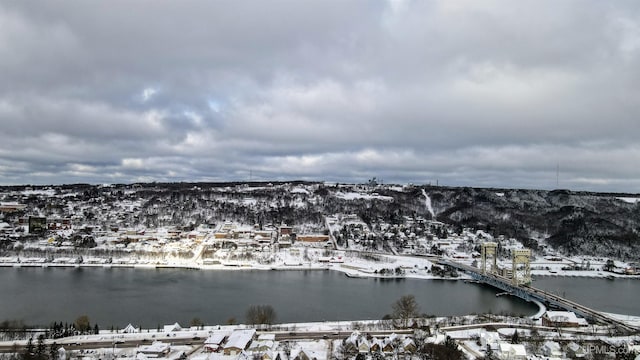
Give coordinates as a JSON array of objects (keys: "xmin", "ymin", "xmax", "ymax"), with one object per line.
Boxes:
[
  {"xmin": 204, "ymin": 331, "xmax": 229, "ymax": 352},
  {"xmin": 137, "ymin": 342, "xmax": 171, "ymax": 358},
  {"xmin": 479, "ymin": 330, "xmax": 500, "ymax": 351},
  {"xmin": 122, "ymin": 324, "xmax": 140, "ymax": 334},
  {"xmin": 56, "ymin": 347, "xmax": 66, "ymax": 360},
  {"xmin": 248, "ymin": 339, "xmax": 276, "ymax": 353},
  {"xmin": 345, "ymin": 331, "xmax": 361, "ymax": 346},
  {"xmin": 252, "ymin": 351, "xmax": 279, "ymax": 360},
  {"xmin": 566, "ymin": 342, "xmax": 587, "ymax": 358},
  {"xmin": 369, "ymin": 338, "xmax": 382, "ymax": 353},
  {"xmin": 541, "ymin": 341, "xmax": 563, "ymax": 358},
  {"xmin": 402, "ymin": 338, "xmax": 416, "ymax": 353},
  {"xmin": 497, "ymin": 343, "xmax": 526, "ymax": 360},
  {"xmin": 224, "ymin": 329, "xmax": 256, "ymax": 355},
  {"xmin": 382, "ymin": 333, "xmax": 399, "ymax": 353},
  {"xmin": 291, "ymin": 343, "xmax": 326, "ymax": 360},
  {"xmin": 357, "ymin": 338, "xmax": 370, "ymax": 353},
  {"xmin": 163, "ymin": 322, "xmax": 182, "ymax": 332}
]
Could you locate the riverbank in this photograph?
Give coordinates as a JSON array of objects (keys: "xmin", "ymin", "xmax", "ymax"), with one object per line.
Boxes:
[
  {"xmin": 3, "ymin": 255, "xmax": 639, "ymax": 281},
  {"xmin": 531, "ymin": 269, "xmax": 640, "ymax": 279},
  {"xmin": 0, "ymin": 260, "xmax": 469, "ymax": 281}
]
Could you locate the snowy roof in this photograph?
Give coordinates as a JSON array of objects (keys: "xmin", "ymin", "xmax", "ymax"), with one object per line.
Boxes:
[
  {"xmin": 358, "ymin": 339, "xmax": 370, "ymax": 350},
  {"xmin": 567, "ymin": 342, "xmax": 583, "ymax": 352},
  {"xmin": 382, "ymin": 332, "xmax": 398, "ymax": 347},
  {"xmin": 480, "ymin": 330, "xmax": 500, "ymax": 343},
  {"xmin": 224, "ymin": 329, "xmax": 256, "ymax": 350},
  {"xmin": 292, "ymin": 341, "xmax": 327, "ymax": 360},
  {"xmin": 347, "ymin": 331, "xmax": 361, "ymax": 345},
  {"xmin": 123, "ymin": 323, "xmax": 140, "ymax": 333},
  {"xmin": 544, "ymin": 311, "xmax": 589, "ymax": 325},
  {"xmin": 498, "ymin": 343, "xmax": 526, "ymax": 356},
  {"xmin": 543, "ymin": 341, "xmax": 561, "ymax": 351},
  {"xmin": 163, "ymin": 322, "xmax": 182, "ymax": 332},
  {"xmin": 248, "ymin": 340, "xmax": 275, "ymax": 352},
  {"xmin": 205, "ymin": 331, "xmax": 230, "ymax": 345},
  {"xmin": 138, "ymin": 341, "xmax": 170, "ymax": 354},
  {"xmin": 257, "ymin": 333, "xmax": 275, "ymax": 341},
  {"xmin": 402, "ymin": 338, "xmax": 415, "ymax": 348}
]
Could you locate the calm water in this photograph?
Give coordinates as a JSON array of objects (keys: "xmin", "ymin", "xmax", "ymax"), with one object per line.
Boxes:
[
  {"xmin": 531, "ymin": 276, "xmax": 640, "ymax": 316},
  {"xmin": 0, "ymin": 268, "xmax": 538, "ymax": 328}
]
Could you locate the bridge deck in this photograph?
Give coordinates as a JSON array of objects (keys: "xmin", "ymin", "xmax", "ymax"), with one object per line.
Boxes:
[{"xmin": 440, "ymin": 259, "xmax": 638, "ymax": 334}]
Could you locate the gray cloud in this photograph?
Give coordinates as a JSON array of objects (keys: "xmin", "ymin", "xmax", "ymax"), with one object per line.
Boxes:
[{"xmin": 1, "ymin": 0, "xmax": 640, "ymax": 191}]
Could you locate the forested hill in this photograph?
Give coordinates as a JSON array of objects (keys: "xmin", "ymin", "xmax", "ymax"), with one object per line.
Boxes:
[
  {"xmin": 1, "ymin": 182, "xmax": 639, "ymax": 261},
  {"xmin": 411, "ymin": 187, "xmax": 640, "ymax": 260}
]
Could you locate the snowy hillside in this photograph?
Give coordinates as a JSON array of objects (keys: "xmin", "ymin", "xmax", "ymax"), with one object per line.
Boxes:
[{"xmin": 1, "ymin": 182, "xmax": 639, "ymax": 261}]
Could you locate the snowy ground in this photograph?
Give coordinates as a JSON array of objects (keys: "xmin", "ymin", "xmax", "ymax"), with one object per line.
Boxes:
[{"xmin": 2, "ymin": 247, "xmax": 638, "ymax": 282}]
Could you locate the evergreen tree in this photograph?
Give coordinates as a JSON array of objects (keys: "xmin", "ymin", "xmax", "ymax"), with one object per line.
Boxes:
[
  {"xmin": 444, "ymin": 336, "xmax": 458, "ymax": 351},
  {"xmin": 49, "ymin": 342, "xmax": 59, "ymax": 360},
  {"xmin": 486, "ymin": 344, "xmax": 494, "ymax": 359},
  {"xmin": 35, "ymin": 335, "xmax": 46, "ymax": 360},
  {"xmin": 510, "ymin": 330, "xmax": 520, "ymax": 344},
  {"xmin": 21, "ymin": 338, "xmax": 34, "ymax": 360}
]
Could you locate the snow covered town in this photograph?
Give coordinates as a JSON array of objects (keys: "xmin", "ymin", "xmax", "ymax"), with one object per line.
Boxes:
[
  {"xmin": 2, "ymin": 312, "xmax": 640, "ymax": 360},
  {"xmin": 1, "ymin": 182, "xmax": 640, "ymax": 359}
]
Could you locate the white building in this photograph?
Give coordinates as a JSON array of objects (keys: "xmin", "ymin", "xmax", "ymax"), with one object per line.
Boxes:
[
  {"xmin": 497, "ymin": 343, "xmax": 527, "ymax": 360},
  {"xmin": 542, "ymin": 341, "xmax": 562, "ymax": 358},
  {"xmin": 162, "ymin": 322, "xmax": 182, "ymax": 332}
]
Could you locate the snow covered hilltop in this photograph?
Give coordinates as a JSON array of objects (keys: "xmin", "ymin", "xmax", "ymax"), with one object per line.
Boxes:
[{"xmin": 0, "ymin": 181, "xmax": 639, "ymax": 268}]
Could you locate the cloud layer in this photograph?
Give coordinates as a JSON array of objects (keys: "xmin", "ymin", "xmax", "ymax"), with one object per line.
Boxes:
[{"xmin": 1, "ymin": 1, "xmax": 640, "ymax": 192}]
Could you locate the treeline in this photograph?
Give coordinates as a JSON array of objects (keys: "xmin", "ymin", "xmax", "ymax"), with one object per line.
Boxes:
[
  {"xmin": 0, "ymin": 316, "xmax": 99, "ymax": 342},
  {"xmin": 0, "ymin": 320, "xmax": 29, "ymax": 341},
  {"xmin": 18, "ymin": 336, "xmax": 60, "ymax": 360},
  {"xmin": 47, "ymin": 320, "xmax": 99, "ymax": 339}
]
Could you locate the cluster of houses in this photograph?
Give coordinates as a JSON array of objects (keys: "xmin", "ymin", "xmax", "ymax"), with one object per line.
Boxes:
[
  {"xmin": 342, "ymin": 331, "xmax": 418, "ymax": 355},
  {"xmin": 197, "ymin": 330, "xmax": 428, "ymax": 360},
  {"xmin": 44, "ymin": 315, "xmax": 640, "ymax": 360},
  {"xmin": 538, "ymin": 340, "xmax": 588, "ymax": 359},
  {"xmin": 189, "ymin": 329, "xmax": 426, "ymax": 360},
  {"xmin": 199, "ymin": 329, "xmax": 325, "ymax": 360},
  {"xmin": 203, "ymin": 329, "xmax": 258, "ymax": 356},
  {"xmin": 476, "ymin": 311, "xmax": 594, "ymax": 360}
]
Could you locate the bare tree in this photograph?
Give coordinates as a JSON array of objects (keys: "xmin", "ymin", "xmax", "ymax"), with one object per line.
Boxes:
[
  {"xmin": 246, "ymin": 304, "xmax": 277, "ymax": 325},
  {"xmin": 392, "ymin": 295, "xmax": 420, "ymax": 328},
  {"xmin": 190, "ymin": 317, "xmax": 204, "ymax": 329},
  {"xmin": 74, "ymin": 315, "xmax": 91, "ymax": 333}
]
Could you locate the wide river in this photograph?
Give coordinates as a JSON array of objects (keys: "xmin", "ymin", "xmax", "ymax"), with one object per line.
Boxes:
[{"xmin": 0, "ymin": 268, "xmax": 638, "ymax": 328}]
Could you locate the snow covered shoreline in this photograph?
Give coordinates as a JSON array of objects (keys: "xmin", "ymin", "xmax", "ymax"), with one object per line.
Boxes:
[{"xmin": 2, "ymin": 255, "xmax": 640, "ymax": 281}]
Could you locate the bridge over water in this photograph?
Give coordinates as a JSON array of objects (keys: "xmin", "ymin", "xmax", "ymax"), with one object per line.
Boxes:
[{"xmin": 439, "ymin": 259, "xmax": 639, "ymax": 334}]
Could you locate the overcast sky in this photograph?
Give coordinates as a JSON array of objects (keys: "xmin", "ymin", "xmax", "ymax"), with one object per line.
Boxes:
[{"xmin": 1, "ymin": 1, "xmax": 640, "ymax": 192}]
